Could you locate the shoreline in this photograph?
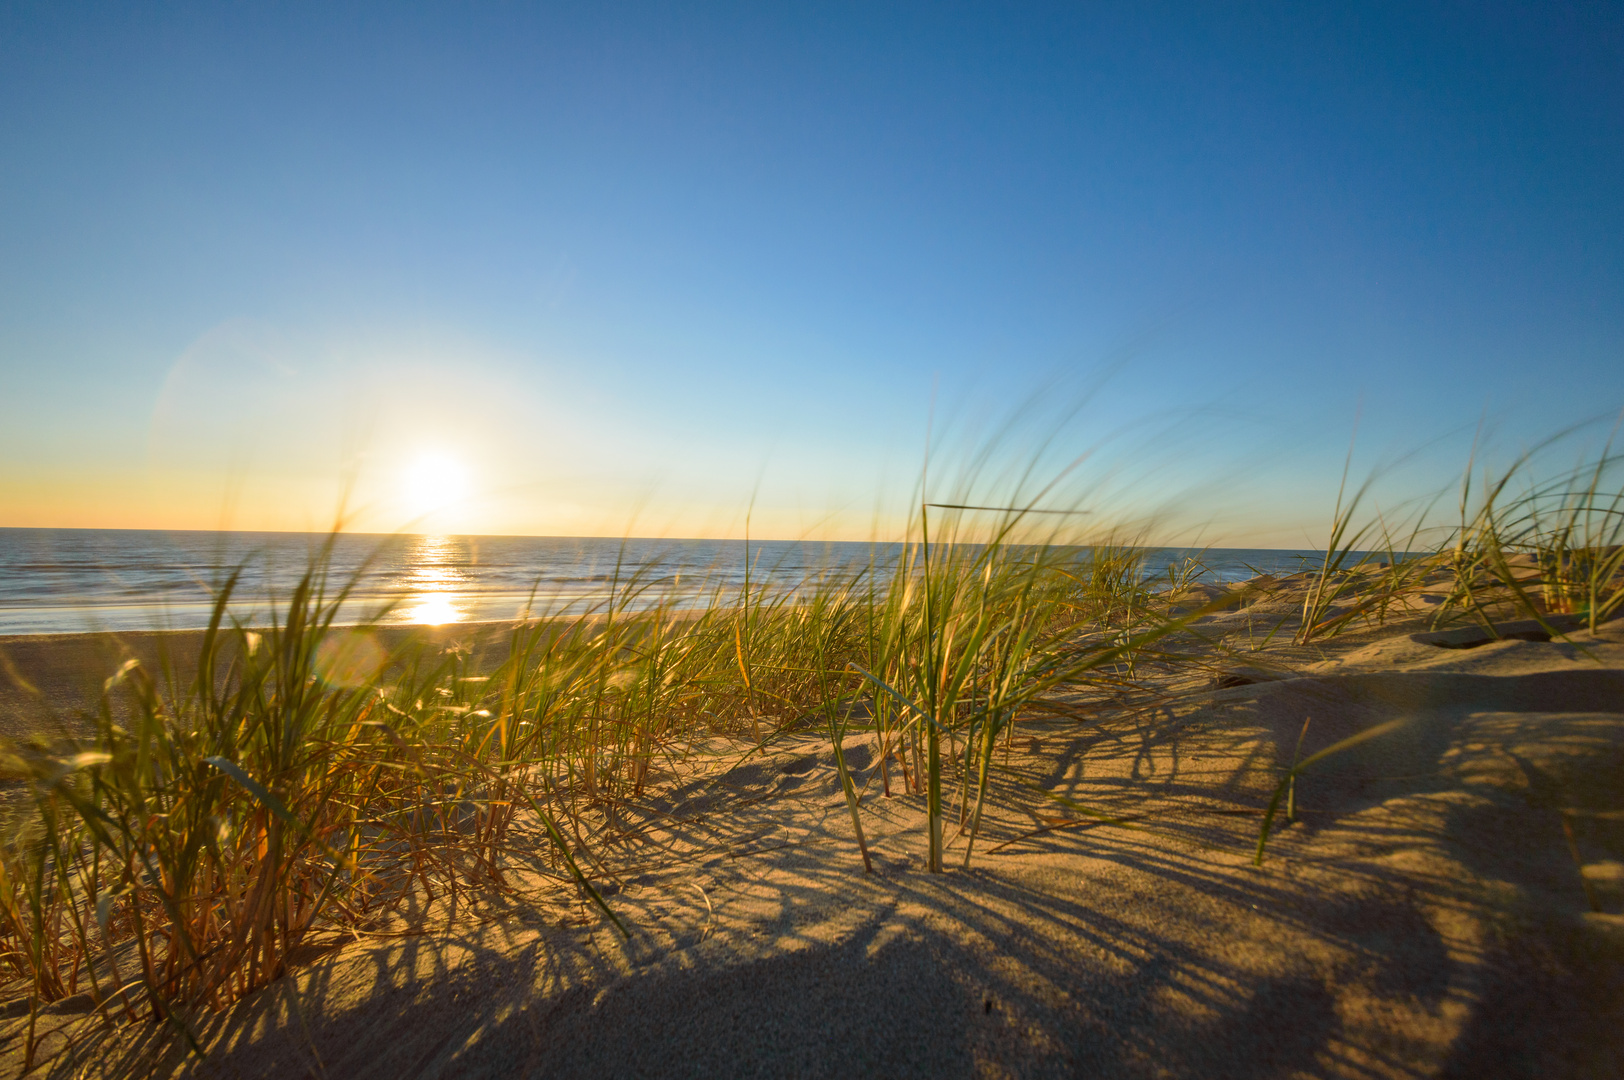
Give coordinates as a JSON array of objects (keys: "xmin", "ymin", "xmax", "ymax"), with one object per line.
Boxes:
[
  {"xmin": 0, "ymin": 608, "xmax": 727, "ymax": 735},
  {"xmin": 0, "ymin": 542, "xmax": 1355, "ymax": 640},
  {"xmin": 0, "ymin": 620, "xmax": 516, "ymax": 733}
]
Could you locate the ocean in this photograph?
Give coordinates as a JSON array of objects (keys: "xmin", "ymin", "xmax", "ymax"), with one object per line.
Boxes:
[{"xmin": 0, "ymin": 529, "xmax": 1334, "ymax": 637}]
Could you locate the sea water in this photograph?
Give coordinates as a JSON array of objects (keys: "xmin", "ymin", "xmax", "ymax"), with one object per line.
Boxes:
[{"xmin": 0, "ymin": 528, "xmax": 1333, "ymax": 636}]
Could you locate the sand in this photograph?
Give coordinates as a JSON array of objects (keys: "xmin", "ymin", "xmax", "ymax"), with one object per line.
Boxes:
[
  {"xmin": 0, "ymin": 621, "xmax": 558, "ymax": 737},
  {"xmin": 2, "ymin": 593, "xmax": 1622, "ymax": 1078}
]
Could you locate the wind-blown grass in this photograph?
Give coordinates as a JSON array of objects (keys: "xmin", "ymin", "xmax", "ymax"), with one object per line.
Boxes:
[{"xmin": 0, "ymin": 423, "xmax": 1620, "ymax": 1067}]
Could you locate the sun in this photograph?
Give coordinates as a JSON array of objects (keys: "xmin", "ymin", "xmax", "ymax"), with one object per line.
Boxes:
[{"xmin": 401, "ymin": 450, "xmax": 469, "ymax": 519}]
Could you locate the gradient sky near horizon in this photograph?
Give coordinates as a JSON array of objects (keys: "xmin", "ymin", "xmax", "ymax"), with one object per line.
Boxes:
[{"xmin": 1, "ymin": 2, "xmax": 1621, "ymax": 544}]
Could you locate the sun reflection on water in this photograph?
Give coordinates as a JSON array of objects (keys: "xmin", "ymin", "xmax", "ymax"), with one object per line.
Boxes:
[
  {"xmin": 407, "ymin": 594, "xmax": 462, "ymax": 625},
  {"xmin": 402, "ymin": 535, "xmax": 468, "ymax": 625}
]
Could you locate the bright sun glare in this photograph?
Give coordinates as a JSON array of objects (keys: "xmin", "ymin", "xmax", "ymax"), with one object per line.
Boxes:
[
  {"xmin": 407, "ymin": 594, "xmax": 462, "ymax": 626},
  {"xmin": 401, "ymin": 451, "xmax": 469, "ymax": 519}
]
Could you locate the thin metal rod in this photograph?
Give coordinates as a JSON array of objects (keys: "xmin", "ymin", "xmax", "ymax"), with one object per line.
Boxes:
[{"xmin": 924, "ymin": 503, "xmax": 1090, "ymax": 514}]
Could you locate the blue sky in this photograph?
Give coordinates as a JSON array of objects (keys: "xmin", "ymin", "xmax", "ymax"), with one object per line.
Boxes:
[{"xmin": 1, "ymin": 2, "xmax": 1620, "ymax": 542}]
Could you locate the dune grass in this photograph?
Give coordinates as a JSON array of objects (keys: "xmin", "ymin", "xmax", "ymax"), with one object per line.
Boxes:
[{"xmin": 0, "ymin": 428, "xmax": 1620, "ymax": 1064}]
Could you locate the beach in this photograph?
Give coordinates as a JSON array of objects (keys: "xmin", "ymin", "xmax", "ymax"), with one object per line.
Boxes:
[
  {"xmin": 2, "ymin": 567, "xmax": 1620, "ymax": 1078},
  {"xmin": 0, "ymin": 624, "xmax": 518, "ymax": 734},
  {"xmin": 7, "ymin": 2, "xmax": 1622, "ymax": 1075}
]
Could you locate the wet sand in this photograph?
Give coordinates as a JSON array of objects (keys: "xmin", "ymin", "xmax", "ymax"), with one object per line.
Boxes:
[{"xmin": 0, "ymin": 618, "xmax": 613, "ymax": 737}]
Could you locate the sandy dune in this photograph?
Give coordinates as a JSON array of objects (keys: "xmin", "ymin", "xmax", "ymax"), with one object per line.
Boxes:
[{"xmin": 5, "ymin": 601, "xmax": 1623, "ymax": 1078}]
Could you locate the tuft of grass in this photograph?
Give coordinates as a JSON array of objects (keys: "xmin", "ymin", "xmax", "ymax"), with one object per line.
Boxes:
[
  {"xmin": 0, "ymin": 547, "xmax": 626, "ymax": 1054},
  {"xmin": 1250, "ymin": 424, "xmax": 1624, "ymax": 862}
]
